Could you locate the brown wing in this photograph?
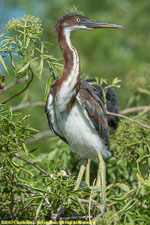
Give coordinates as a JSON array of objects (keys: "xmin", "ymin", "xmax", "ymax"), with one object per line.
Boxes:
[{"xmin": 77, "ymin": 80, "xmax": 109, "ymax": 147}]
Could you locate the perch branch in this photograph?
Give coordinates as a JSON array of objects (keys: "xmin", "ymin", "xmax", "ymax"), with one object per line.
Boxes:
[
  {"xmin": 120, "ymin": 105, "xmax": 150, "ymax": 115},
  {"xmin": 106, "ymin": 111, "xmax": 150, "ymax": 129}
]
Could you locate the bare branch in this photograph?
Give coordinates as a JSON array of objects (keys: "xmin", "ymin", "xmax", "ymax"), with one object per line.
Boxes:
[
  {"xmin": 79, "ymin": 198, "xmax": 103, "ymax": 216},
  {"xmin": 4, "ymin": 74, "xmax": 28, "ymax": 91},
  {"xmin": 12, "ymin": 101, "xmax": 45, "ymax": 111},
  {"xmin": 106, "ymin": 111, "xmax": 150, "ymax": 129},
  {"xmin": 27, "ymin": 130, "xmax": 51, "ymax": 144},
  {"xmin": 89, "ymin": 179, "xmax": 96, "ymax": 224},
  {"xmin": 120, "ymin": 106, "xmax": 150, "ymax": 115},
  {"xmin": 9, "ymin": 175, "xmax": 15, "ymax": 220},
  {"xmin": 51, "ymin": 206, "xmax": 66, "ymax": 221},
  {"xmin": 14, "ymin": 154, "xmax": 51, "ymax": 176}
]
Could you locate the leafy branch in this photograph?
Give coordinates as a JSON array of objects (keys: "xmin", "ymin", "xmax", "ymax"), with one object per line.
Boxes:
[{"xmin": 0, "ymin": 15, "xmax": 62, "ymax": 104}]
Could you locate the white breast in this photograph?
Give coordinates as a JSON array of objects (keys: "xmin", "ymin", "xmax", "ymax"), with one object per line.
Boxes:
[{"xmin": 54, "ymin": 99, "xmax": 111, "ymax": 160}]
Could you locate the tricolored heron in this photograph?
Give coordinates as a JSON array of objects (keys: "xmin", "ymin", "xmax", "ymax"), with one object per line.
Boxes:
[{"xmin": 45, "ymin": 12, "xmax": 122, "ymax": 214}]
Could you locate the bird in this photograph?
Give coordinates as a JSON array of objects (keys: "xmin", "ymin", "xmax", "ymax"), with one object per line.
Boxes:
[{"xmin": 45, "ymin": 11, "xmax": 123, "ymax": 214}]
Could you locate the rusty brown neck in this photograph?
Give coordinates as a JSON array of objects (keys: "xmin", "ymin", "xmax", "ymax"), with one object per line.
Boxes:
[
  {"xmin": 57, "ymin": 26, "xmax": 80, "ymax": 80},
  {"xmin": 51, "ymin": 26, "xmax": 80, "ymax": 111}
]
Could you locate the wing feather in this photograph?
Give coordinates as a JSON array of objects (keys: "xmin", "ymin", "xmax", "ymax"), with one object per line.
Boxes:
[{"xmin": 77, "ymin": 80, "xmax": 109, "ymax": 147}]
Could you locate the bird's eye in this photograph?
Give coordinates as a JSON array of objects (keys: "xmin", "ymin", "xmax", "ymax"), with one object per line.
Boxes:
[{"xmin": 76, "ymin": 18, "xmax": 80, "ymax": 23}]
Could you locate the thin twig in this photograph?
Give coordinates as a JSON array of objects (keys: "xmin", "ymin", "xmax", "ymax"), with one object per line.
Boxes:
[
  {"xmin": 107, "ymin": 111, "xmax": 150, "ymax": 129},
  {"xmin": 15, "ymin": 203, "xmax": 40, "ymax": 217},
  {"xmin": 4, "ymin": 74, "xmax": 29, "ymax": 91},
  {"xmin": 107, "ymin": 202, "xmax": 118, "ymax": 207},
  {"xmin": 52, "ymin": 206, "xmax": 66, "ymax": 221},
  {"xmin": 120, "ymin": 106, "xmax": 150, "ymax": 115},
  {"xmin": 59, "ymin": 215, "xmax": 93, "ymax": 220},
  {"xmin": 5, "ymin": 170, "xmax": 31, "ymax": 193},
  {"xmin": 79, "ymin": 198, "xmax": 103, "ymax": 215},
  {"xmin": 2, "ymin": 68, "xmax": 33, "ymax": 104},
  {"xmin": 9, "ymin": 175, "xmax": 15, "ymax": 220},
  {"xmin": 0, "ymin": 75, "xmax": 5, "ymax": 103},
  {"xmin": 12, "ymin": 101, "xmax": 45, "ymax": 111},
  {"xmin": 39, "ymin": 192, "xmax": 54, "ymax": 218},
  {"xmin": 27, "ymin": 130, "xmax": 52, "ymax": 144},
  {"xmin": 14, "ymin": 154, "xmax": 51, "ymax": 176},
  {"xmin": 89, "ymin": 179, "xmax": 96, "ymax": 225}
]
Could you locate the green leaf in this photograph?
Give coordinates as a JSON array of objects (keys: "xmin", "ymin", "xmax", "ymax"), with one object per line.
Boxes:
[
  {"xmin": 0, "ymin": 55, "xmax": 9, "ymax": 75},
  {"xmin": 35, "ymin": 198, "xmax": 44, "ymax": 221},
  {"xmin": 118, "ymin": 183, "xmax": 130, "ymax": 192},
  {"xmin": 119, "ymin": 200, "xmax": 136, "ymax": 213},
  {"xmin": 7, "ymin": 158, "xmax": 19, "ymax": 169},
  {"xmin": 24, "ymin": 199, "xmax": 34, "ymax": 209},
  {"xmin": 8, "ymin": 106, "xmax": 13, "ymax": 120},
  {"xmin": 25, "ymin": 37, "xmax": 30, "ymax": 49},
  {"xmin": 111, "ymin": 197, "xmax": 126, "ymax": 201},
  {"xmin": 22, "ymin": 143, "xmax": 29, "ymax": 156},
  {"xmin": 48, "ymin": 149, "xmax": 58, "ymax": 161},
  {"xmin": 21, "ymin": 192, "xmax": 25, "ymax": 206},
  {"xmin": 0, "ymin": 33, "xmax": 4, "ymax": 38},
  {"xmin": 16, "ymin": 175, "xmax": 33, "ymax": 184},
  {"xmin": 44, "ymin": 76, "xmax": 53, "ymax": 100},
  {"xmin": 20, "ymin": 166, "xmax": 33, "ymax": 176},
  {"xmin": 10, "ymin": 53, "xmax": 16, "ymax": 71},
  {"xmin": 6, "ymin": 150, "xmax": 18, "ymax": 156},
  {"xmin": 16, "ymin": 62, "xmax": 30, "ymax": 74},
  {"xmin": 70, "ymin": 196, "xmax": 85, "ymax": 212},
  {"xmin": 27, "ymin": 195, "xmax": 43, "ymax": 200},
  {"xmin": 31, "ymin": 187, "xmax": 47, "ymax": 194},
  {"xmin": 39, "ymin": 42, "xmax": 44, "ymax": 79}
]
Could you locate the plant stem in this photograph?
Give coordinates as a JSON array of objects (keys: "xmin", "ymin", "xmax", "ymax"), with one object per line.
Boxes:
[
  {"xmin": 14, "ymin": 154, "xmax": 51, "ymax": 176},
  {"xmin": 2, "ymin": 67, "xmax": 33, "ymax": 104},
  {"xmin": 106, "ymin": 111, "xmax": 150, "ymax": 129},
  {"xmin": 0, "ymin": 75, "xmax": 5, "ymax": 103}
]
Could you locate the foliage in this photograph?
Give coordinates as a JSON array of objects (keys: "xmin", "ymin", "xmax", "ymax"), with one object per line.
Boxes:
[
  {"xmin": 90, "ymin": 76, "xmax": 121, "ymax": 102},
  {"xmin": 0, "ymin": 9, "xmax": 150, "ymax": 225},
  {"xmin": 1, "ymin": 109, "xmax": 150, "ymax": 223},
  {"xmin": 0, "ymin": 15, "xmax": 91, "ymax": 222},
  {"xmin": 111, "ymin": 118, "xmax": 150, "ymax": 162},
  {"xmin": 100, "ymin": 118, "xmax": 150, "ymax": 225},
  {"xmin": 0, "ymin": 15, "xmax": 61, "ymax": 98}
]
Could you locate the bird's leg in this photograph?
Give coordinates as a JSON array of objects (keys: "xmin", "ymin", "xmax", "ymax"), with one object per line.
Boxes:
[
  {"xmin": 85, "ymin": 159, "xmax": 90, "ymax": 186},
  {"xmin": 96, "ymin": 166, "xmax": 101, "ymax": 187},
  {"xmin": 74, "ymin": 158, "xmax": 88, "ymax": 190},
  {"xmin": 97, "ymin": 152, "xmax": 106, "ymax": 214}
]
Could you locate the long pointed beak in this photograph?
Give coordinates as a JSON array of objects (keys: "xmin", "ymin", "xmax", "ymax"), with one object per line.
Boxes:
[{"xmin": 82, "ymin": 18, "xmax": 123, "ymax": 29}]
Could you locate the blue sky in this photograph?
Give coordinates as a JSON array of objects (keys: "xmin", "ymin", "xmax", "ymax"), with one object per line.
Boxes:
[
  {"xmin": 0, "ymin": 1, "xmax": 26, "ymax": 33},
  {"xmin": 0, "ymin": 1, "xmax": 26, "ymax": 72}
]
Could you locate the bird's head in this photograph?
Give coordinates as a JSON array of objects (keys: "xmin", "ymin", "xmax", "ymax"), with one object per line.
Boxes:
[{"xmin": 56, "ymin": 13, "xmax": 123, "ymax": 34}]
